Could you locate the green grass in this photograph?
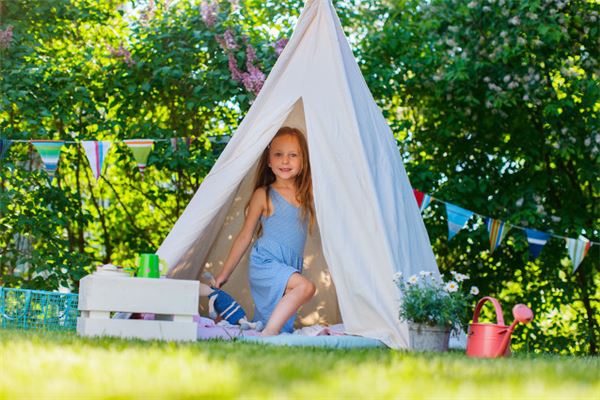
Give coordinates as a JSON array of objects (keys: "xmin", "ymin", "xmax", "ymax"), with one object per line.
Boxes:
[{"xmin": 0, "ymin": 329, "xmax": 598, "ymax": 399}]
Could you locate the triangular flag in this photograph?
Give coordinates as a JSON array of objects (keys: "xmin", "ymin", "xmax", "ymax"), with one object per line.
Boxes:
[
  {"xmin": 170, "ymin": 137, "xmax": 192, "ymax": 151},
  {"xmin": 412, "ymin": 189, "xmax": 432, "ymax": 212},
  {"xmin": 82, "ymin": 141, "xmax": 112, "ymax": 181},
  {"xmin": 566, "ymin": 235, "xmax": 591, "ymax": 273},
  {"xmin": 124, "ymin": 139, "xmax": 154, "ymax": 177},
  {"xmin": 0, "ymin": 139, "xmax": 13, "ymax": 161},
  {"xmin": 31, "ymin": 140, "xmax": 65, "ymax": 181},
  {"xmin": 524, "ymin": 228, "xmax": 551, "ymax": 260},
  {"xmin": 446, "ymin": 203, "xmax": 474, "ymax": 240},
  {"xmin": 486, "ymin": 218, "xmax": 511, "ymax": 252}
]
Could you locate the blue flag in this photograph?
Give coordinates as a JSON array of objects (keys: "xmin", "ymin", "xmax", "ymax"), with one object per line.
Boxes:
[
  {"xmin": 524, "ymin": 228, "xmax": 551, "ymax": 260},
  {"xmin": 446, "ymin": 203, "xmax": 474, "ymax": 240}
]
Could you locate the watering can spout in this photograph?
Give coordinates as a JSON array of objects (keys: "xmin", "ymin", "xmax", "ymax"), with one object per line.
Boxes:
[{"xmin": 493, "ymin": 304, "xmax": 534, "ymax": 357}]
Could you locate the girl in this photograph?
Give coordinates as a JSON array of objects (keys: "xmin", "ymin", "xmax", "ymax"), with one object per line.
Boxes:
[{"xmin": 214, "ymin": 127, "xmax": 316, "ymax": 336}]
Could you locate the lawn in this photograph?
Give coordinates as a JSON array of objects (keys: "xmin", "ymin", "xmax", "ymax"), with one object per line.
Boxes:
[{"xmin": 0, "ymin": 329, "xmax": 598, "ymax": 399}]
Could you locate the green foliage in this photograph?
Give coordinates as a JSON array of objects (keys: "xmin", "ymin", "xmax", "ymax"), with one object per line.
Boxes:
[
  {"xmin": 0, "ymin": 0, "xmax": 598, "ymax": 355},
  {"xmin": 358, "ymin": 0, "xmax": 599, "ymax": 355}
]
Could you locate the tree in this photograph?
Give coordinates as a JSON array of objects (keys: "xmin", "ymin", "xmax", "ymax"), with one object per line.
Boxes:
[{"xmin": 359, "ymin": 0, "xmax": 599, "ymax": 354}]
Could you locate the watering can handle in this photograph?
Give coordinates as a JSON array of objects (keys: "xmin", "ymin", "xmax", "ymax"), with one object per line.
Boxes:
[{"xmin": 472, "ymin": 296, "xmax": 505, "ymax": 325}]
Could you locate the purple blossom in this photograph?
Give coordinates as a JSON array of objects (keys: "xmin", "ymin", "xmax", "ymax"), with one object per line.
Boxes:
[
  {"xmin": 274, "ymin": 38, "xmax": 288, "ymax": 56},
  {"xmin": 107, "ymin": 42, "xmax": 135, "ymax": 67},
  {"xmin": 246, "ymin": 44, "xmax": 257, "ymax": 67},
  {"xmin": 242, "ymin": 64, "xmax": 266, "ymax": 96},
  {"xmin": 140, "ymin": 0, "xmax": 155, "ymax": 25},
  {"xmin": 0, "ymin": 25, "xmax": 14, "ymax": 50},
  {"xmin": 200, "ymin": 0, "xmax": 218, "ymax": 28},
  {"xmin": 228, "ymin": 53, "xmax": 244, "ymax": 82},
  {"xmin": 223, "ymin": 29, "xmax": 238, "ymax": 50}
]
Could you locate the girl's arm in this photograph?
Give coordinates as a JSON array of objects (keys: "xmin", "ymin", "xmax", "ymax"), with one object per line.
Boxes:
[{"xmin": 214, "ymin": 187, "xmax": 266, "ymax": 288}]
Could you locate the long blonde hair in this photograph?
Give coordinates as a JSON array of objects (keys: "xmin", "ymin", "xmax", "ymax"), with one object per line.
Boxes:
[{"xmin": 252, "ymin": 126, "xmax": 315, "ymax": 233}]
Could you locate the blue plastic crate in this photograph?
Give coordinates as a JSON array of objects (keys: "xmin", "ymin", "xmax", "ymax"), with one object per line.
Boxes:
[{"xmin": 0, "ymin": 287, "xmax": 79, "ymax": 331}]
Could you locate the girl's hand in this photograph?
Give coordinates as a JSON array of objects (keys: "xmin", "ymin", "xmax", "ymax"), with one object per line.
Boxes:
[{"xmin": 214, "ymin": 274, "xmax": 228, "ymax": 289}]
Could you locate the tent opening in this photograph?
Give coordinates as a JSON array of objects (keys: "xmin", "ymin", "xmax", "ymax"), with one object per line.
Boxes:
[{"xmin": 172, "ymin": 98, "xmax": 342, "ymax": 327}]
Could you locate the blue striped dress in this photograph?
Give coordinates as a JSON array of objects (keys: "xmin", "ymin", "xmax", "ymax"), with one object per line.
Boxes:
[{"xmin": 249, "ymin": 187, "xmax": 308, "ymax": 333}]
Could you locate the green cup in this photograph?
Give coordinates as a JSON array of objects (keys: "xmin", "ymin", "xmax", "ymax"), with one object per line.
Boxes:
[{"xmin": 136, "ymin": 253, "xmax": 168, "ymax": 278}]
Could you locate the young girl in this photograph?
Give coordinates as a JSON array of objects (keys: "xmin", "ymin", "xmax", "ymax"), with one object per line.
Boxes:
[{"xmin": 214, "ymin": 127, "xmax": 316, "ymax": 336}]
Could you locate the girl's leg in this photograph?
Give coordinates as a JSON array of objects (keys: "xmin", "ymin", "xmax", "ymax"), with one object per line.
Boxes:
[{"xmin": 261, "ymin": 273, "xmax": 316, "ymax": 336}]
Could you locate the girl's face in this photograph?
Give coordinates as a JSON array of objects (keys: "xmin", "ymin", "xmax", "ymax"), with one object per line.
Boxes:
[{"xmin": 268, "ymin": 134, "xmax": 303, "ymax": 182}]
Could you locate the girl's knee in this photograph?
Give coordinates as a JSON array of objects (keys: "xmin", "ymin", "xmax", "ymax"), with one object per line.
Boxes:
[{"xmin": 301, "ymin": 279, "xmax": 316, "ymax": 299}]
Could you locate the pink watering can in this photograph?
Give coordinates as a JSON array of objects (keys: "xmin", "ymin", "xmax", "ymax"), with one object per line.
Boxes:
[{"xmin": 466, "ymin": 296, "xmax": 533, "ymax": 358}]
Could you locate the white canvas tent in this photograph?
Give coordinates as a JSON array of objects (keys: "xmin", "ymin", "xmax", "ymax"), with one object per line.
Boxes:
[{"xmin": 157, "ymin": 0, "xmax": 439, "ymax": 349}]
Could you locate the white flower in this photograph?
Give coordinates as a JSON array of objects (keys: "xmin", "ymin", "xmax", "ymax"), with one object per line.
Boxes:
[
  {"xmin": 408, "ymin": 275, "xmax": 419, "ymax": 285},
  {"xmin": 444, "ymin": 281, "xmax": 459, "ymax": 292},
  {"xmin": 393, "ymin": 271, "xmax": 403, "ymax": 284},
  {"xmin": 483, "ymin": 6, "xmax": 491, "ymax": 12},
  {"xmin": 509, "ymin": 16, "xmax": 520, "ymax": 26},
  {"xmin": 470, "ymin": 286, "xmax": 480, "ymax": 295},
  {"xmin": 468, "ymin": 1, "xmax": 478, "ymax": 9},
  {"xmin": 503, "ymin": 74, "xmax": 511, "ymax": 83}
]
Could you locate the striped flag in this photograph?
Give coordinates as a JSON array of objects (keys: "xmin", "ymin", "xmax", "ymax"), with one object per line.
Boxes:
[
  {"xmin": 486, "ymin": 218, "xmax": 511, "ymax": 252},
  {"xmin": 412, "ymin": 189, "xmax": 432, "ymax": 212},
  {"xmin": 170, "ymin": 137, "xmax": 192, "ymax": 151},
  {"xmin": 31, "ymin": 140, "xmax": 65, "ymax": 181},
  {"xmin": 82, "ymin": 141, "xmax": 112, "ymax": 181},
  {"xmin": 565, "ymin": 236, "xmax": 591, "ymax": 273},
  {"xmin": 0, "ymin": 139, "xmax": 12, "ymax": 161},
  {"xmin": 124, "ymin": 139, "xmax": 154, "ymax": 177},
  {"xmin": 524, "ymin": 228, "xmax": 551, "ymax": 260},
  {"xmin": 446, "ymin": 203, "xmax": 474, "ymax": 240}
]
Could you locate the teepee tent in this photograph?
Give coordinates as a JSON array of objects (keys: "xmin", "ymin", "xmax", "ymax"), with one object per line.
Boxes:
[{"xmin": 157, "ymin": 0, "xmax": 439, "ymax": 348}]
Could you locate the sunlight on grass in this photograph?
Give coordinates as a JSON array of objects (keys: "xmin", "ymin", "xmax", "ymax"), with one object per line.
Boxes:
[{"xmin": 1, "ymin": 330, "xmax": 598, "ymax": 399}]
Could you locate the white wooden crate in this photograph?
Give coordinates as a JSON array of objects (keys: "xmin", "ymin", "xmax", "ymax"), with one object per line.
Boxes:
[{"xmin": 77, "ymin": 274, "xmax": 199, "ymax": 342}]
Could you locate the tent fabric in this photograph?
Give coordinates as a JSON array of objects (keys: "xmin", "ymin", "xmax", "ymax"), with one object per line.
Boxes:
[{"xmin": 157, "ymin": 0, "xmax": 439, "ymax": 349}]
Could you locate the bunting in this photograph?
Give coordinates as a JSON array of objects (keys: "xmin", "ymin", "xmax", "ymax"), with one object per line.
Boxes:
[
  {"xmin": 124, "ymin": 139, "xmax": 154, "ymax": 177},
  {"xmin": 446, "ymin": 203, "xmax": 474, "ymax": 240},
  {"xmin": 0, "ymin": 139, "xmax": 12, "ymax": 161},
  {"xmin": 31, "ymin": 140, "xmax": 64, "ymax": 181},
  {"xmin": 524, "ymin": 228, "xmax": 551, "ymax": 260},
  {"xmin": 486, "ymin": 218, "xmax": 511, "ymax": 252},
  {"xmin": 566, "ymin": 236, "xmax": 591, "ymax": 273},
  {"xmin": 2, "ymin": 138, "xmax": 598, "ymax": 267},
  {"xmin": 170, "ymin": 137, "xmax": 192, "ymax": 151},
  {"xmin": 413, "ymin": 189, "xmax": 432, "ymax": 212},
  {"xmin": 82, "ymin": 141, "xmax": 112, "ymax": 181}
]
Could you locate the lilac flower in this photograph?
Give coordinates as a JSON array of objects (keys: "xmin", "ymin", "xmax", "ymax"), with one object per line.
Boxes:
[
  {"xmin": 274, "ymin": 38, "xmax": 288, "ymax": 56},
  {"xmin": 0, "ymin": 25, "xmax": 14, "ymax": 50},
  {"xmin": 223, "ymin": 29, "xmax": 238, "ymax": 50},
  {"xmin": 242, "ymin": 64, "xmax": 266, "ymax": 96},
  {"xmin": 200, "ymin": 0, "xmax": 218, "ymax": 28},
  {"xmin": 246, "ymin": 44, "xmax": 257, "ymax": 68},
  {"xmin": 107, "ymin": 42, "xmax": 135, "ymax": 67},
  {"xmin": 140, "ymin": 0, "xmax": 155, "ymax": 25},
  {"xmin": 228, "ymin": 53, "xmax": 244, "ymax": 82}
]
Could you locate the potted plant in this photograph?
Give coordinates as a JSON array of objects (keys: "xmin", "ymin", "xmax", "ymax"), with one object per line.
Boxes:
[{"xmin": 393, "ymin": 271, "xmax": 479, "ymax": 352}]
